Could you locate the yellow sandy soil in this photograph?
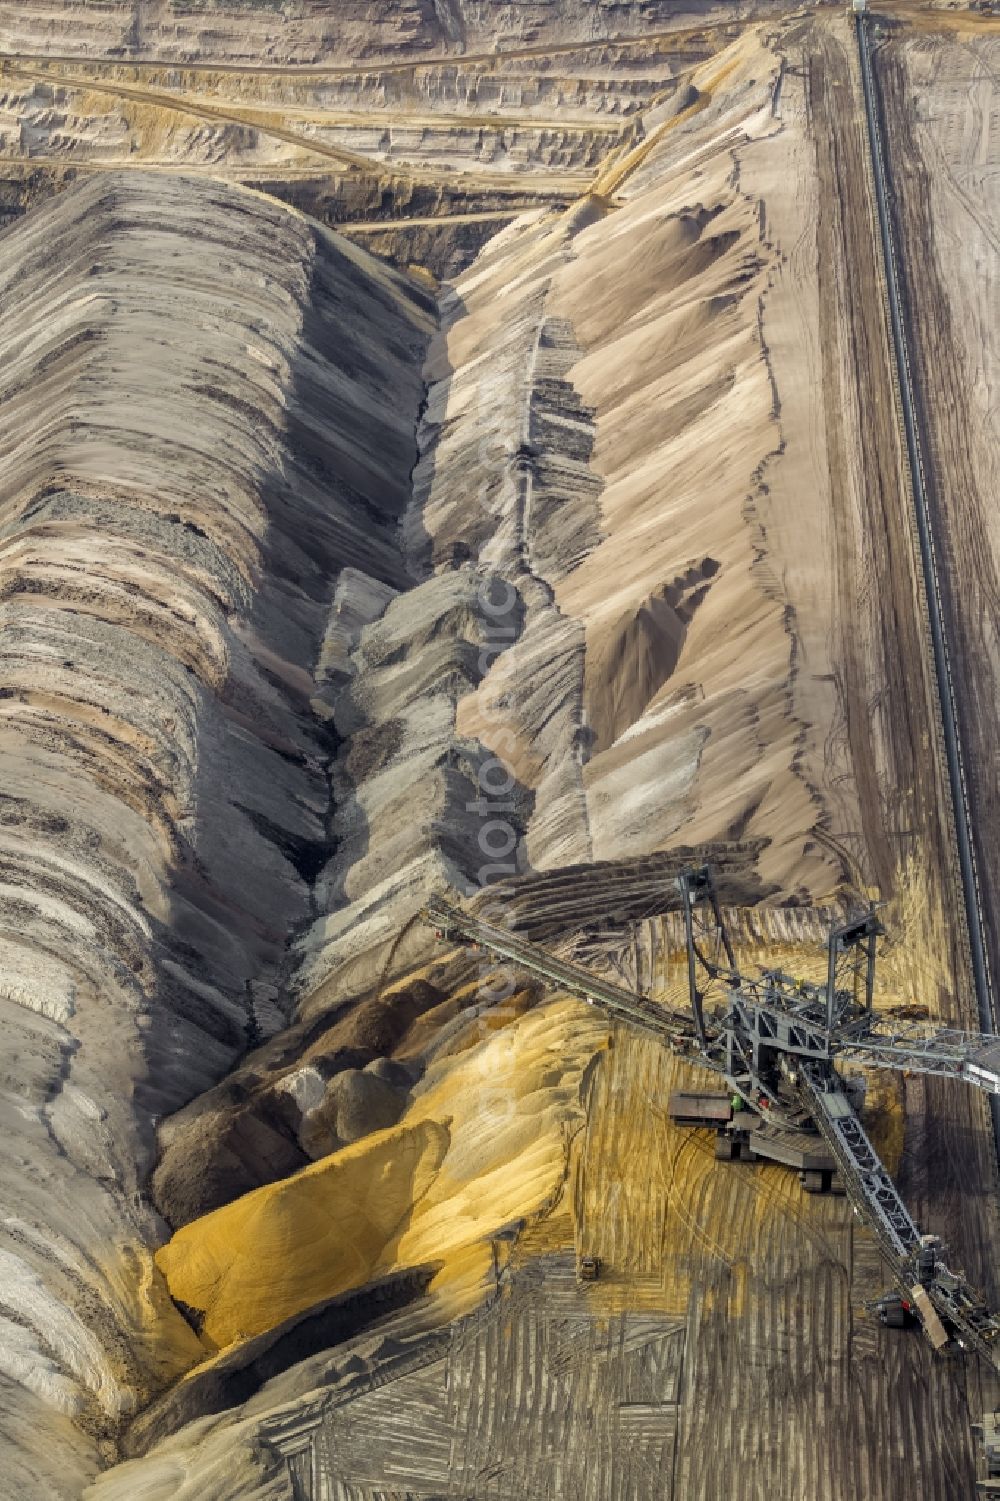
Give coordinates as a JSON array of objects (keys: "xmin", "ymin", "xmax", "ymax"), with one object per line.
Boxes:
[{"xmin": 156, "ymin": 999, "xmax": 608, "ymax": 1350}]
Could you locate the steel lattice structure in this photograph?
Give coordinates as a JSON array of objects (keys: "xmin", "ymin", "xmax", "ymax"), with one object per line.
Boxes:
[{"xmin": 424, "ymin": 867, "xmax": 1000, "ymax": 1364}]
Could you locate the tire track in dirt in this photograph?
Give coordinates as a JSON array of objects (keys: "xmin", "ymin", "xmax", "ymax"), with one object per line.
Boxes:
[
  {"xmin": 808, "ymin": 5, "xmax": 1000, "ymax": 1330},
  {"xmin": 872, "ymin": 32, "xmax": 1000, "ymax": 1003},
  {"xmin": 806, "ymin": 26, "xmax": 939, "ymax": 902}
]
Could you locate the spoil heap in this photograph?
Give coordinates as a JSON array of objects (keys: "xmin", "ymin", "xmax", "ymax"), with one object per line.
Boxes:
[{"xmin": 0, "ymin": 169, "xmax": 432, "ymax": 1496}]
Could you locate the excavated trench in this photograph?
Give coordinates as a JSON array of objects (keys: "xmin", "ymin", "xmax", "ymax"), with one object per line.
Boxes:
[
  {"xmin": 8, "ymin": 16, "xmax": 994, "ymax": 1497},
  {"xmin": 148, "ymin": 218, "xmax": 615, "ymax": 1240},
  {"xmin": 0, "ymin": 154, "xmax": 626, "ymax": 1490}
]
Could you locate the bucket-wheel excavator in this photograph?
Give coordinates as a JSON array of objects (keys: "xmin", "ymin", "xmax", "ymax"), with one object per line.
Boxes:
[{"xmin": 424, "ymin": 867, "xmax": 1000, "ymax": 1366}]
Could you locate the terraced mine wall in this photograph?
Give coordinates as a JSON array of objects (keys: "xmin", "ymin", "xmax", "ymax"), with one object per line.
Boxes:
[
  {"xmin": 870, "ymin": 22, "xmax": 1000, "ymax": 1009},
  {"xmin": 0, "ymin": 0, "xmax": 779, "ymax": 65},
  {"xmin": 0, "ymin": 33, "xmax": 711, "ymax": 274}
]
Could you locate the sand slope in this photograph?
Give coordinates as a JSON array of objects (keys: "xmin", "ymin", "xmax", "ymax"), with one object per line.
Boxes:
[{"xmin": 155, "ymin": 1000, "xmax": 606, "ymax": 1348}]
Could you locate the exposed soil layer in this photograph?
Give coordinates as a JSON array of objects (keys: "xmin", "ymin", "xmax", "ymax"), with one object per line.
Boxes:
[
  {"xmin": 0, "ymin": 7, "xmax": 997, "ymax": 1500},
  {"xmin": 0, "ymin": 11, "xmax": 745, "ymax": 271},
  {"xmin": 0, "ymin": 168, "xmax": 434, "ymax": 1495}
]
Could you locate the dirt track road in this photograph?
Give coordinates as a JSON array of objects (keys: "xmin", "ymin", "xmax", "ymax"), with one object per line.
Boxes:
[
  {"xmin": 875, "ymin": 33, "xmax": 1000, "ymax": 997},
  {"xmin": 805, "ymin": 13, "xmax": 1000, "ymax": 1394}
]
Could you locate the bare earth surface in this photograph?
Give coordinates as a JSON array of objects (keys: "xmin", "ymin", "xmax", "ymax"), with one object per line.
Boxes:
[
  {"xmin": 0, "ymin": 3, "xmax": 997, "ymax": 1499},
  {"xmin": 876, "ymin": 29, "xmax": 1000, "ymax": 988}
]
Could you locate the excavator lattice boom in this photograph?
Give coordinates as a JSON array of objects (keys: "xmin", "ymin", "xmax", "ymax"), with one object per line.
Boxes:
[{"xmin": 423, "ymin": 866, "xmax": 1000, "ymax": 1366}]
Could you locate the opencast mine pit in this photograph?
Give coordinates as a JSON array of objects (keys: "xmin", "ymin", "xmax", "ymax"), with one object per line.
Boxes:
[{"xmin": 0, "ymin": 1, "xmax": 998, "ymax": 1498}]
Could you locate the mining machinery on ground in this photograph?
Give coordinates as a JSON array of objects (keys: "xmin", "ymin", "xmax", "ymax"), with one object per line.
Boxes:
[{"xmin": 424, "ymin": 867, "xmax": 1000, "ymax": 1367}]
